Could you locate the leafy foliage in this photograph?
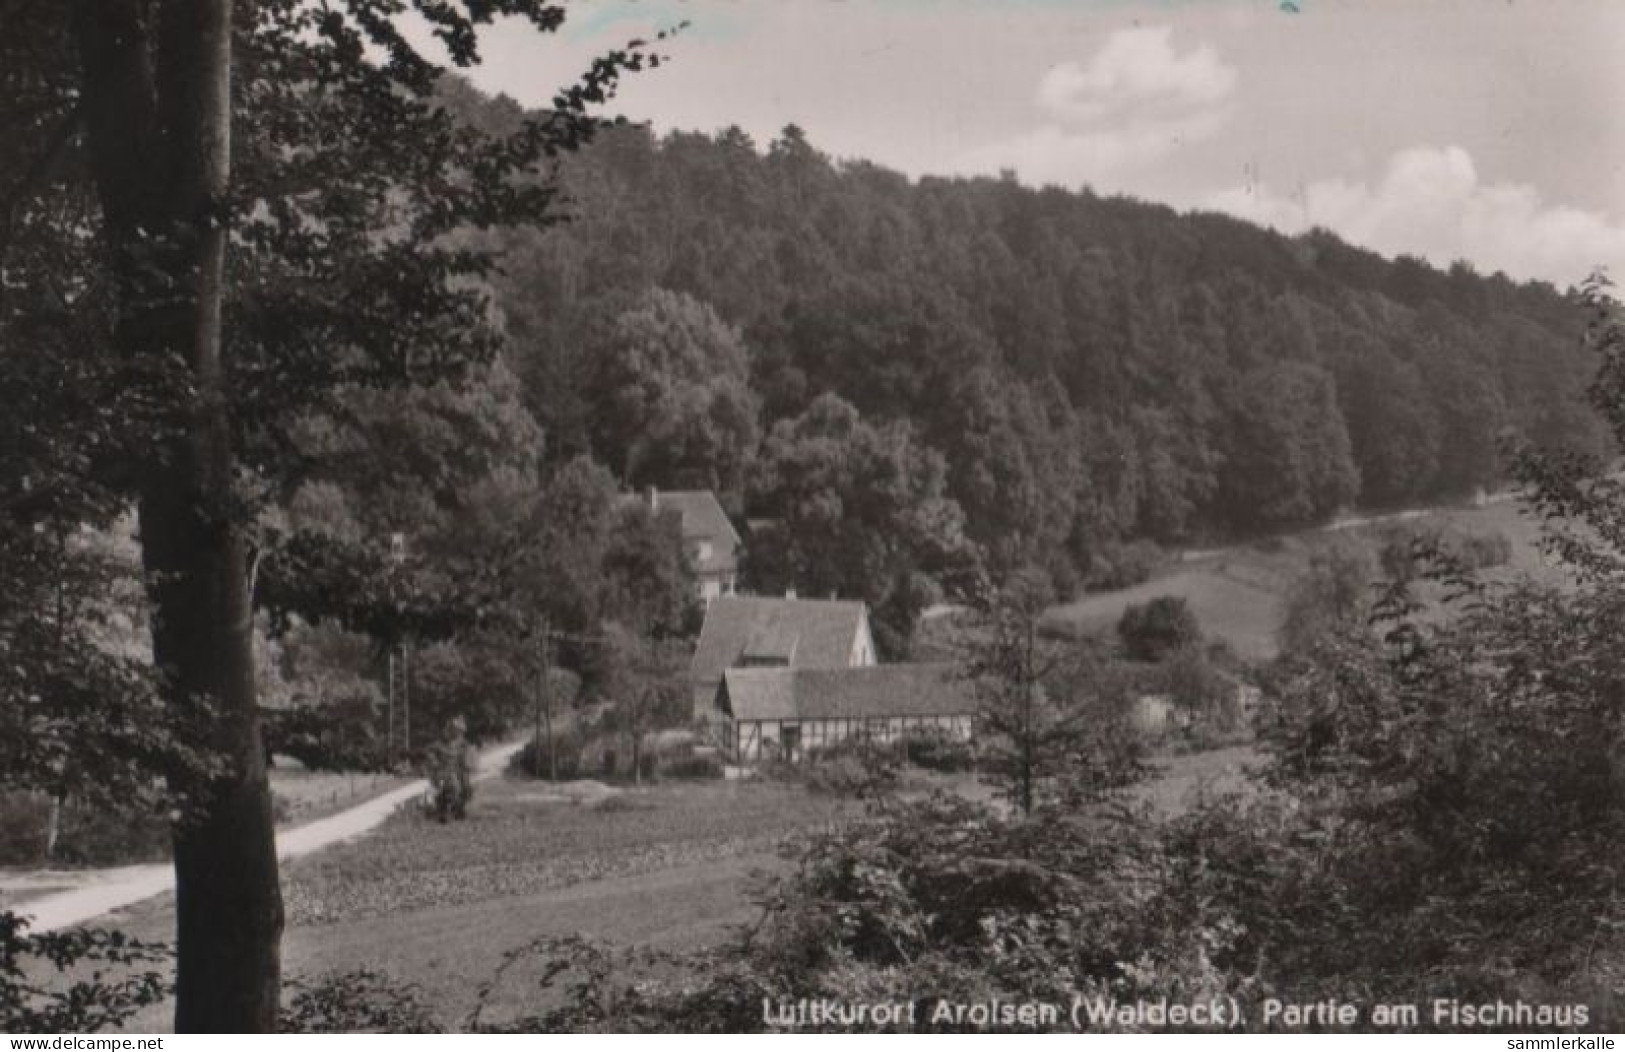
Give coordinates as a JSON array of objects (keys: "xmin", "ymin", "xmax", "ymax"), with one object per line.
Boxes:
[
  {"xmin": 1, "ymin": 913, "xmax": 172, "ymax": 1033},
  {"xmin": 1117, "ymin": 595, "xmax": 1202, "ymax": 662},
  {"xmin": 1276, "ymin": 538, "xmax": 1377, "ymax": 656},
  {"xmin": 280, "ymin": 969, "xmax": 441, "ymax": 1034},
  {"xmin": 965, "ymin": 569, "xmax": 1146, "ymax": 814},
  {"xmin": 3, "ymin": 0, "xmax": 667, "ymax": 1029},
  {"xmin": 586, "ymin": 288, "xmax": 760, "ymax": 493},
  {"xmin": 458, "ymin": 285, "xmax": 1625, "ymax": 1030},
  {"xmin": 746, "ymin": 393, "xmax": 972, "ymax": 655},
  {"xmin": 481, "ymin": 119, "xmax": 1603, "ymax": 586}
]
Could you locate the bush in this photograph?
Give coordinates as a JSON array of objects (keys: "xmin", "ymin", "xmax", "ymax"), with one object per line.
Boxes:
[
  {"xmin": 1, "ymin": 913, "xmax": 172, "ymax": 1033},
  {"xmin": 264, "ymin": 687, "xmax": 386, "ymax": 773},
  {"xmin": 802, "ymin": 754, "xmax": 899, "ymax": 797},
  {"xmin": 50, "ymin": 804, "xmax": 172, "ymax": 867},
  {"xmin": 797, "ymin": 737, "xmax": 902, "ymax": 797},
  {"xmin": 279, "ymin": 969, "xmax": 441, "ymax": 1033},
  {"xmin": 656, "ymin": 753, "xmax": 724, "ymax": 780},
  {"xmin": 0, "ymin": 792, "xmax": 171, "ymax": 867},
  {"xmin": 1084, "ymin": 539, "xmax": 1163, "ymax": 593},
  {"xmin": 1117, "ymin": 595, "xmax": 1201, "ymax": 662},
  {"xmin": 1450, "ymin": 526, "xmax": 1513, "ymax": 570},
  {"xmin": 1377, "ymin": 524, "xmax": 1513, "ymax": 583},
  {"xmin": 507, "ymin": 727, "xmax": 584, "ymax": 781},
  {"xmin": 570, "ymin": 732, "xmax": 661, "ymax": 784},
  {"xmin": 1278, "ymin": 538, "xmax": 1376, "ymax": 657},
  {"xmin": 899, "ymin": 727, "xmax": 974, "ymax": 773},
  {"xmin": 0, "ymin": 792, "xmax": 50, "ymax": 865},
  {"xmin": 1149, "ymin": 645, "xmax": 1250, "ymax": 749}
]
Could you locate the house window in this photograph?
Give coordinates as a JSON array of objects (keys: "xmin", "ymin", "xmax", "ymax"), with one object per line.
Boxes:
[{"xmin": 696, "ymin": 540, "xmax": 714, "ymax": 562}]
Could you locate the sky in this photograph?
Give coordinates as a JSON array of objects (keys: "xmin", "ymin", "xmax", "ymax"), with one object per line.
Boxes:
[{"xmin": 447, "ymin": 0, "xmax": 1625, "ymax": 288}]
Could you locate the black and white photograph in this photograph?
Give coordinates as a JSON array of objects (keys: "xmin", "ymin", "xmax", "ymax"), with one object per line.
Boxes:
[{"xmin": 3, "ymin": 0, "xmax": 1624, "ymax": 1037}]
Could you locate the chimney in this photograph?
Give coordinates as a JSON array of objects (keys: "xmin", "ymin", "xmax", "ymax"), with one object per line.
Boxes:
[
  {"xmin": 785, "ymin": 588, "xmax": 797, "ymax": 600},
  {"xmin": 647, "ymin": 486, "xmax": 658, "ymax": 511}
]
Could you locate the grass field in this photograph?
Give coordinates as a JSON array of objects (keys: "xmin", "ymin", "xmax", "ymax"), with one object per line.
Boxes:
[
  {"xmin": 269, "ymin": 766, "xmax": 409, "ymax": 826},
  {"xmin": 85, "ymin": 749, "xmax": 1259, "ymax": 1030},
  {"xmin": 94, "ymin": 775, "xmax": 852, "ymax": 1029},
  {"xmin": 278, "ymin": 777, "xmax": 851, "ymax": 927},
  {"xmin": 1043, "ymin": 497, "xmax": 1560, "ymax": 661}
]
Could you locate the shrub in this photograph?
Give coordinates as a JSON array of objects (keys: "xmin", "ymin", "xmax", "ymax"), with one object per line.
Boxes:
[
  {"xmin": 50, "ymin": 804, "xmax": 172, "ymax": 867},
  {"xmin": 573, "ymin": 733, "xmax": 660, "ymax": 784},
  {"xmin": 800, "ymin": 737, "xmax": 902, "ymax": 797},
  {"xmin": 1117, "ymin": 595, "xmax": 1201, "ymax": 662},
  {"xmin": 264, "ymin": 687, "xmax": 386, "ymax": 773},
  {"xmin": 1279, "ymin": 539, "xmax": 1377, "ymax": 657},
  {"xmin": 899, "ymin": 727, "xmax": 974, "ymax": 773},
  {"xmin": 279, "ymin": 969, "xmax": 441, "ymax": 1033},
  {"xmin": 756, "ymin": 735, "xmax": 904, "ymax": 796},
  {"xmin": 1450, "ymin": 526, "xmax": 1513, "ymax": 570},
  {"xmin": 1084, "ymin": 539, "xmax": 1163, "ymax": 593},
  {"xmin": 1377, "ymin": 524, "xmax": 1513, "ymax": 583},
  {"xmin": 1, "ymin": 913, "xmax": 172, "ymax": 1033},
  {"xmin": 507, "ymin": 727, "xmax": 584, "ymax": 781},
  {"xmin": 0, "ymin": 792, "xmax": 50, "ymax": 865},
  {"xmin": 802, "ymin": 753, "xmax": 899, "ymax": 797},
  {"xmin": 1150, "ymin": 645, "xmax": 1250, "ymax": 748},
  {"xmin": 0, "ymin": 792, "xmax": 171, "ymax": 867},
  {"xmin": 657, "ymin": 753, "xmax": 724, "ymax": 780}
]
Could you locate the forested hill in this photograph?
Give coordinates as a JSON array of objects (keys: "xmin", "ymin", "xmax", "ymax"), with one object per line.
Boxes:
[{"xmin": 469, "ymin": 96, "xmax": 1604, "ymax": 589}]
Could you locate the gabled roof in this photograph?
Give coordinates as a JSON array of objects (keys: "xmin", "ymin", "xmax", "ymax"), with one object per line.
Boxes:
[
  {"xmin": 691, "ymin": 596, "xmax": 868, "ymax": 686},
  {"xmin": 638, "ymin": 490, "xmax": 739, "ymax": 575},
  {"xmin": 718, "ymin": 668, "xmax": 798, "ymax": 720},
  {"xmin": 742, "ymin": 625, "xmax": 799, "ymax": 664},
  {"xmin": 656, "ymin": 491, "xmax": 739, "ymax": 544},
  {"xmin": 720, "ymin": 664, "xmax": 976, "ymax": 723}
]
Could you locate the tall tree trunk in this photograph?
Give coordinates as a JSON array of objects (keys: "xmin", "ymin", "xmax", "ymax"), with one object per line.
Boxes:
[{"xmin": 75, "ymin": 0, "xmax": 283, "ymax": 1032}]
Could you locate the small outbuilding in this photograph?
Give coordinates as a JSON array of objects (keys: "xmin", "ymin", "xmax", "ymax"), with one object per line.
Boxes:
[{"xmin": 714, "ymin": 663, "xmax": 975, "ymax": 763}]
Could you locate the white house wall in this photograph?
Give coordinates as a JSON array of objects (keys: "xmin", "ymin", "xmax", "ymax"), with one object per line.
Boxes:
[
  {"xmin": 849, "ymin": 611, "xmax": 877, "ymax": 667},
  {"xmin": 731, "ymin": 714, "xmax": 973, "ymax": 762}
]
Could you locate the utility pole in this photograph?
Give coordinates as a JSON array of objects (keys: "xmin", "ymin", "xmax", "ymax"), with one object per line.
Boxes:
[
  {"xmin": 534, "ymin": 616, "xmax": 556, "ymax": 781},
  {"xmin": 544, "ymin": 630, "xmax": 556, "ymax": 782},
  {"xmin": 386, "ymin": 531, "xmax": 410, "ymax": 768},
  {"xmin": 526, "ymin": 620, "xmax": 613, "ymax": 780},
  {"xmin": 386, "ymin": 640, "xmax": 412, "ymax": 767},
  {"xmin": 402, "ymin": 641, "xmax": 411, "ymax": 759}
]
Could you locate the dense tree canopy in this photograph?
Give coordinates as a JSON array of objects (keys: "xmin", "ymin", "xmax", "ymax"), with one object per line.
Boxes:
[
  {"xmin": 585, "ymin": 287, "xmax": 759, "ymax": 495},
  {"xmin": 747, "ymin": 393, "xmax": 969, "ymax": 654},
  {"xmin": 1, "ymin": 0, "xmax": 663, "ymax": 1031},
  {"xmin": 480, "ymin": 119, "xmax": 1602, "ymax": 593}
]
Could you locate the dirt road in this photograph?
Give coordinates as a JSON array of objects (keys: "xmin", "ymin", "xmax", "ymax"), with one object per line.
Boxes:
[{"xmin": 8, "ymin": 739, "xmax": 526, "ymax": 933}]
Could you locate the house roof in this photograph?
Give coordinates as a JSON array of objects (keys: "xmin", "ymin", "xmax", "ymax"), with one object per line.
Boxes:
[
  {"xmin": 742, "ymin": 625, "xmax": 799, "ymax": 664},
  {"xmin": 718, "ymin": 668, "xmax": 798, "ymax": 720},
  {"xmin": 656, "ymin": 491, "xmax": 739, "ymax": 544},
  {"xmin": 720, "ymin": 664, "xmax": 977, "ymax": 723},
  {"xmin": 690, "ymin": 596, "xmax": 869, "ymax": 686},
  {"xmin": 637, "ymin": 490, "xmax": 740, "ymax": 575}
]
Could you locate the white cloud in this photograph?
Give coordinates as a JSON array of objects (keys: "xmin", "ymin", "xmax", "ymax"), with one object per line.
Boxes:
[
  {"xmin": 1036, "ymin": 27, "xmax": 1236, "ymax": 124},
  {"xmin": 1208, "ymin": 145, "xmax": 1625, "ymax": 287},
  {"xmin": 959, "ymin": 26, "xmax": 1236, "ymax": 188}
]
